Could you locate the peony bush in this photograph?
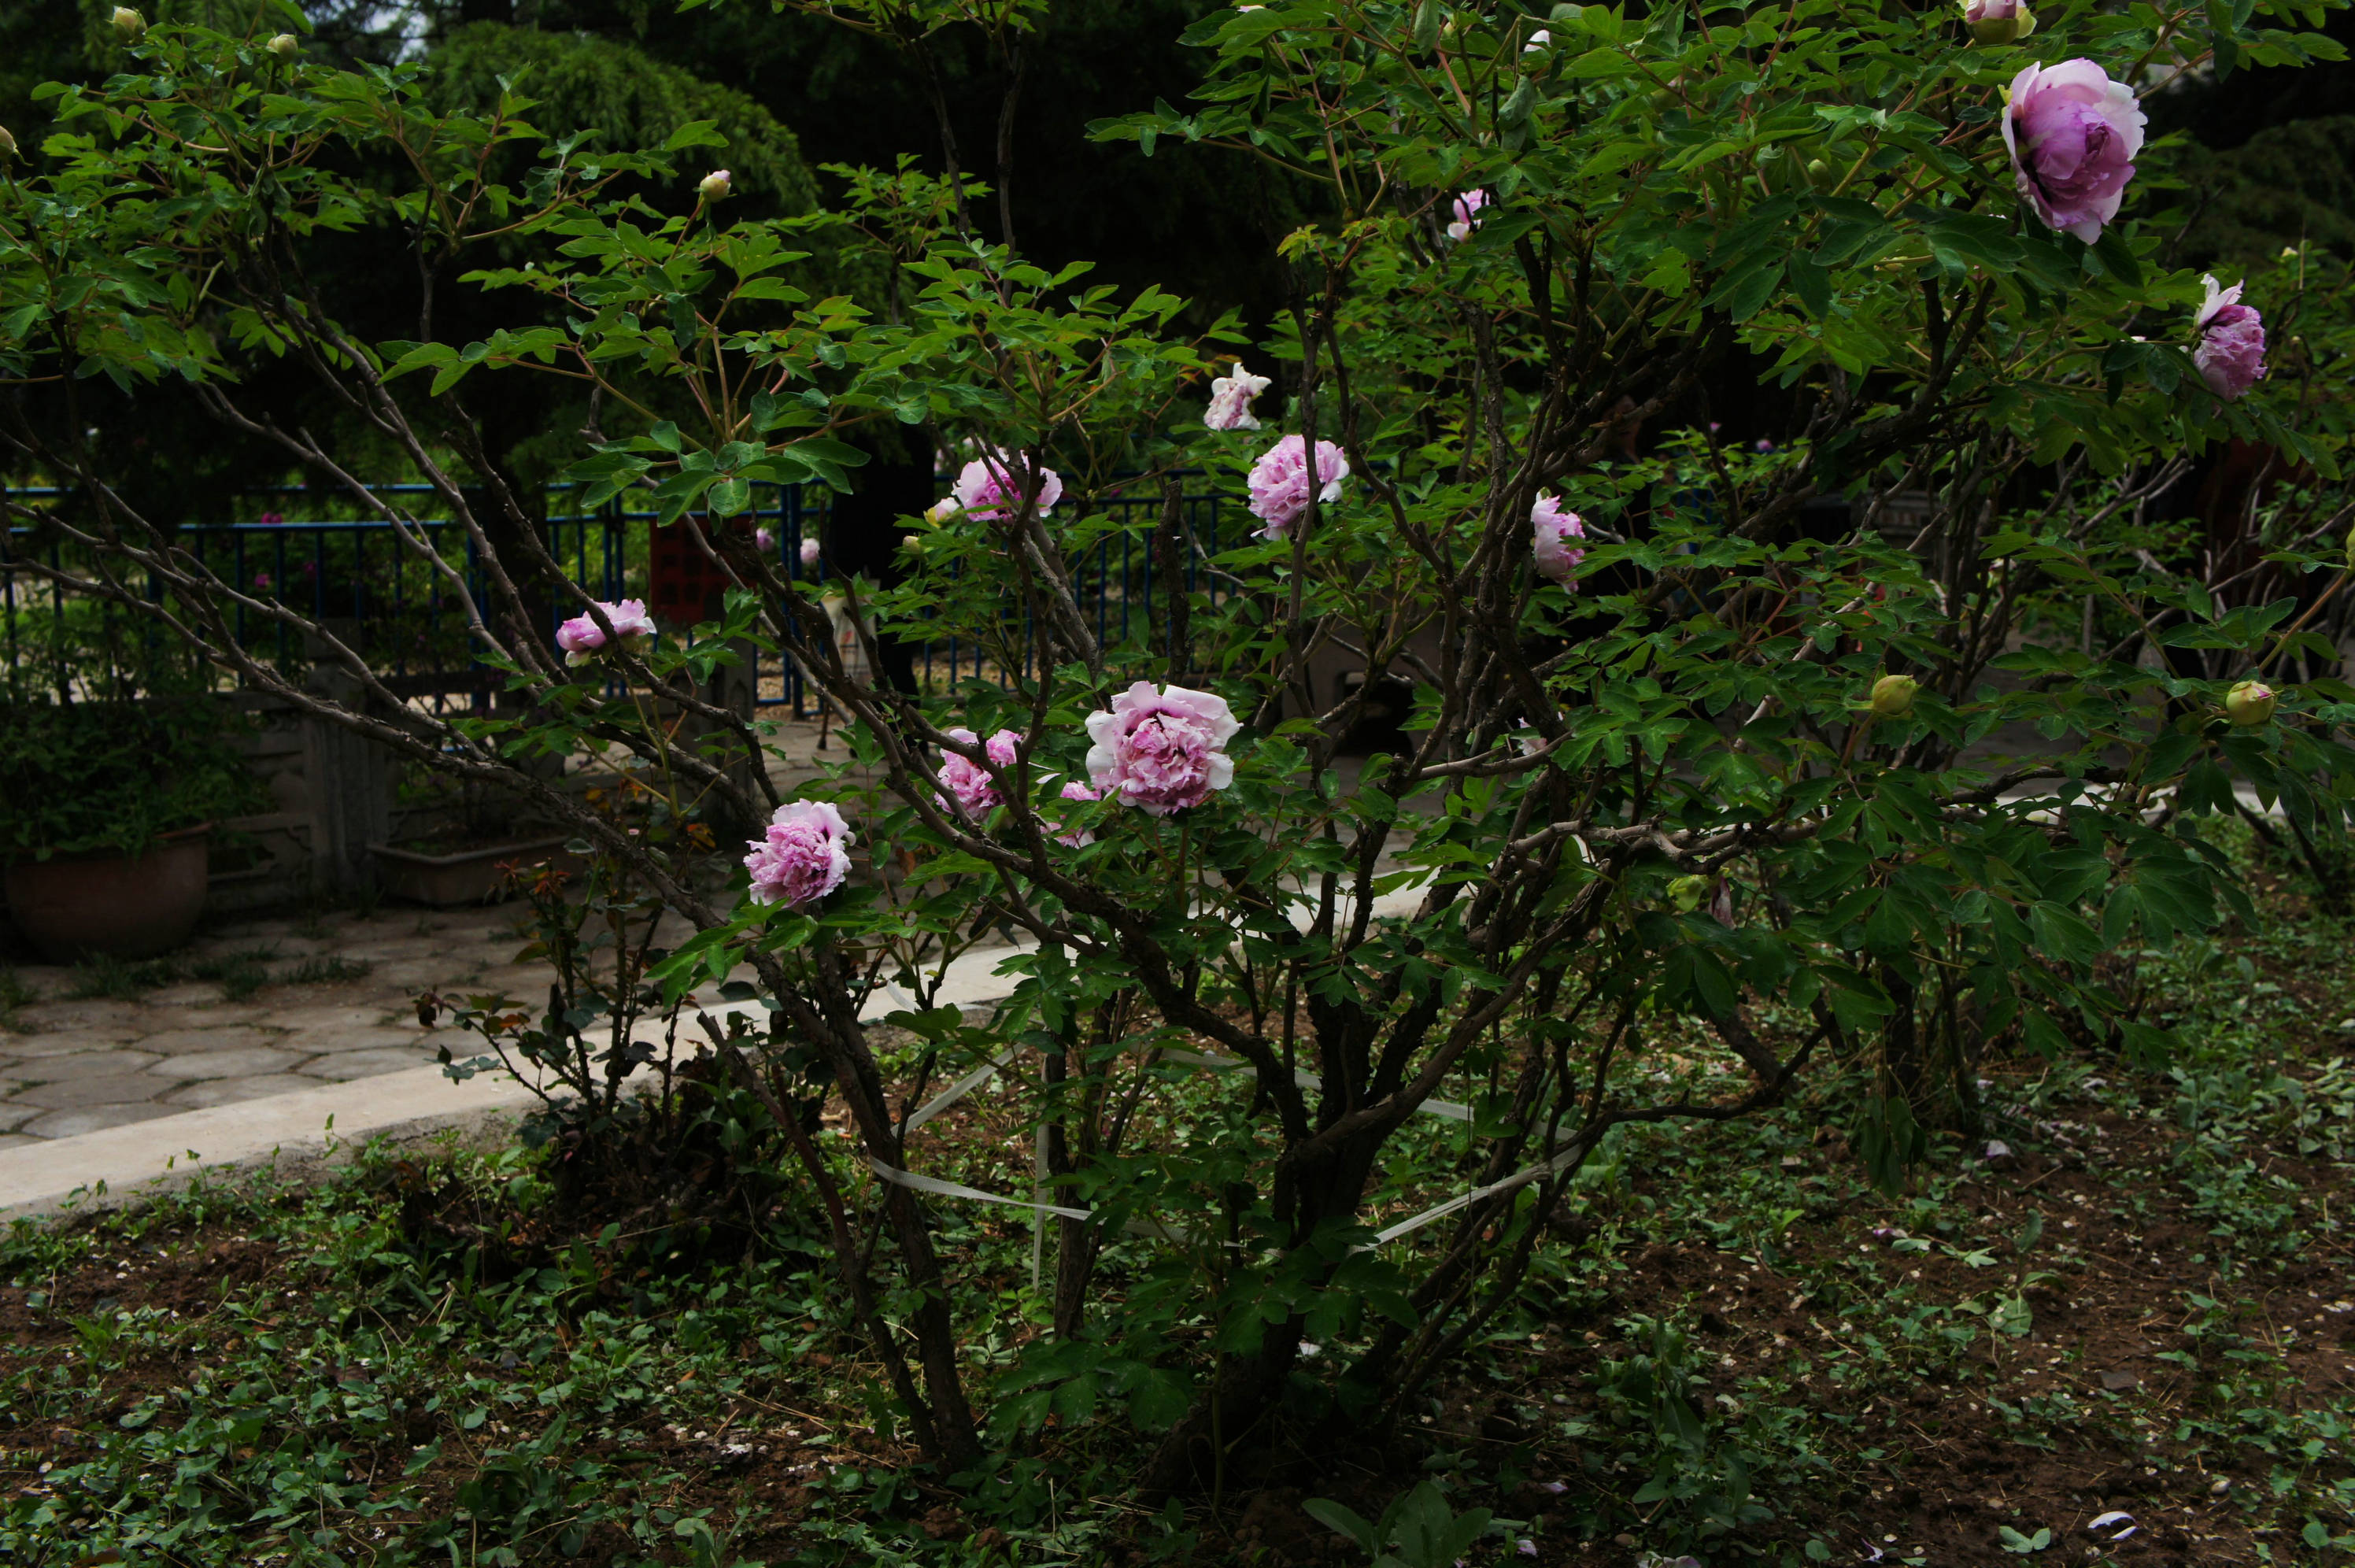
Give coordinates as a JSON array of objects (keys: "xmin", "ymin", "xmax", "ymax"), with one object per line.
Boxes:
[{"xmin": 7, "ymin": 0, "xmax": 2355, "ymax": 1510}]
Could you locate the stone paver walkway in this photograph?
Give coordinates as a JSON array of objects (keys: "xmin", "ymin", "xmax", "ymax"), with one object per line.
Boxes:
[{"xmin": 0, "ymin": 902, "xmax": 545, "ymax": 1145}]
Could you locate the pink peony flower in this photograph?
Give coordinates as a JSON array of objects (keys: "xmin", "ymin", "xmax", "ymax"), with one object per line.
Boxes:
[
  {"xmin": 1446, "ymin": 188, "xmax": 1488, "ymax": 243},
  {"xmin": 1246, "ymin": 434, "xmax": 1349, "ymax": 540},
  {"xmin": 258, "ymin": 511, "xmax": 284, "ymax": 526},
  {"xmin": 2194, "ymin": 275, "xmax": 2267, "ymax": 401},
  {"xmin": 743, "ymin": 800, "xmax": 853, "ymax": 908},
  {"xmin": 1052, "ymin": 778, "xmax": 1100, "ymax": 847},
  {"xmin": 950, "ymin": 453, "xmax": 1063, "ymax": 523},
  {"xmin": 2002, "ymin": 60, "xmax": 2146, "ymax": 246},
  {"xmin": 1531, "ymin": 494, "xmax": 1586, "ymax": 584},
  {"xmin": 936, "ymin": 727, "xmax": 1022, "ymax": 818},
  {"xmin": 755, "ymin": 525, "xmax": 776, "ymax": 553},
  {"xmin": 556, "ymin": 597, "xmax": 656, "ymax": 666},
  {"xmin": 1204, "ymin": 362, "xmax": 1272, "ymax": 431},
  {"xmin": 800, "ymin": 535, "xmax": 821, "ymax": 567},
  {"xmin": 1084, "ymin": 682, "xmax": 1240, "ymax": 816}
]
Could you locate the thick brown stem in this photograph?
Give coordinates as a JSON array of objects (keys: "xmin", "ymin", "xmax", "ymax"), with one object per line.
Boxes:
[{"xmin": 709, "ymin": 1030, "xmax": 943, "ymax": 1459}]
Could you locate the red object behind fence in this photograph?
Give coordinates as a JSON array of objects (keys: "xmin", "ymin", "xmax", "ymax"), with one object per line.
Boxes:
[{"xmin": 647, "ymin": 518, "xmax": 743, "ymax": 627}]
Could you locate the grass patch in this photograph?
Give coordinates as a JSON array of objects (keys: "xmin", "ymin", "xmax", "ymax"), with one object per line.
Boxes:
[
  {"xmin": 63, "ymin": 952, "xmax": 198, "ymax": 1000},
  {"xmin": 60, "ymin": 947, "xmax": 371, "ymax": 1004},
  {"xmin": 280, "ymin": 954, "xmax": 375, "ymax": 987},
  {"xmin": 4, "ymin": 834, "xmax": 2353, "ymax": 1565}
]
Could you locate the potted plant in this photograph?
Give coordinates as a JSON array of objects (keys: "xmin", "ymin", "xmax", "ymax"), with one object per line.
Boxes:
[
  {"xmin": 0, "ymin": 693, "xmax": 265, "ymax": 962},
  {"xmin": 371, "ymin": 756, "xmax": 575, "ymax": 907}
]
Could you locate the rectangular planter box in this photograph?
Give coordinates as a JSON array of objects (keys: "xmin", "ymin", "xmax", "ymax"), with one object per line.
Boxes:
[{"xmin": 369, "ymin": 837, "xmax": 576, "ymax": 908}]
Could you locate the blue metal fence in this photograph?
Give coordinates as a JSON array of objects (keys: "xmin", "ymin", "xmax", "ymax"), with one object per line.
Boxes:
[{"xmin": 3, "ymin": 477, "xmax": 1238, "ymax": 714}]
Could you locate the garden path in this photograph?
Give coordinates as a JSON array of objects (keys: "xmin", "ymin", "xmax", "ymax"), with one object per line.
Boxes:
[{"xmin": 0, "ymin": 900, "xmax": 545, "ymax": 1145}]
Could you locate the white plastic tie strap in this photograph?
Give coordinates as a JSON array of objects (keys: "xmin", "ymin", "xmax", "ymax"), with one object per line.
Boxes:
[
  {"xmin": 901, "ymin": 1047, "xmax": 1019, "ymax": 1133},
  {"xmin": 1368, "ymin": 1137, "xmax": 1592, "ymax": 1247},
  {"xmin": 867, "ymin": 1156, "xmax": 1095, "ymax": 1222},
  {"xmin": 873, "ymin": 1039, "xmax": 1545, "ymax": 1249}
]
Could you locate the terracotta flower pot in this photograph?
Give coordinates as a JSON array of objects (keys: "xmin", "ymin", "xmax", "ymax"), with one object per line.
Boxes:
[{"xmin": 3, "ymin": 824, "xmax": 212, "ymax": 963}]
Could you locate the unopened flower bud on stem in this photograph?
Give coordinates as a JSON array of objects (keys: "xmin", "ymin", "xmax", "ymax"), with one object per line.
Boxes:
[
  {"xmin": 1869, "ymin": 674, "xmax": 1919, "ymax": 719},
  {"xmin": 1960, "ymin": 0, "xmax": 2035, "ymax": 45},
  {"xmin": 2224, "ymin": 679, "xmax": 2276, "ymax": 727},
  {"xmin": 268, "ymin": 33, "xmax": 300, "ymax": 58},
  {"xmin": 113, "ymin": 7, "xmax": 146, "ymax": 39},
  {"xmin": 697, "ymin": 168, "xmax": 732, "ymax": 202}
]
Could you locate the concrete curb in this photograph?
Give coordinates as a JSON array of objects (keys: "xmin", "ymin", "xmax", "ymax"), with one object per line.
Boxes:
[{"xmin": 0, "ymin": 1064, "xmax": 544, "ymax": 1222}]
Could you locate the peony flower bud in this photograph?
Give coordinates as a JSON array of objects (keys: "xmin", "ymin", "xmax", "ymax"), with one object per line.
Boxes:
[
  {"xmin": 1668, "ymin": 875, "xmax": 1710, "ymax": 913},
  {"xmin": 2224, "ymin": 679, "xmax": 2276, "ymax": 727},
  {"xmin": 0, "ymin": 126, "xmax": 16, "ymax": 161},
  {"xmin": 1960, "ymin": 0, "xmax": 2036, "ymax": 46},
  {"xmin": 113, "ymin": 7, "xmax": 146, "ymax": 39},
  {"xmin": 1805, "ymin": 157, "xmax": 1836, "ymax": 190},
  {"xmin": 697, "ymin": 168, "xmax": 732, "ymax": 202},
  {"xmin": 1869, "ymin": 674, "xmax": 1919, "ymax": 718},
  {"xmin": 268, "ymin": 33, "xmax": 300, "ymax": 57},
  {"xmin": 555, "ymin": 598, "xmax": 656, "ymax": 666}
]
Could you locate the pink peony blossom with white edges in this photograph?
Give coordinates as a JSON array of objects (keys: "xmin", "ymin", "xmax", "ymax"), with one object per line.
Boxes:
[
  {"xmin": 1085, "ymin": 682, "xmax": 1240, "ymax": 816},
  {"xmin": 2001, "ymin": 59, "xmax": 2145, "ymax": 245},
  {"xmin": 936, "ymin": 727, "xmax": 1022, "ymax": 818},
  {"xmin": 1204, "ymin": 362, "xmax": 1272, "ymax": 431},
  {"xmin": 1246, "ymin": 435, "xmax": 1348, "ymax": 541},
  {"xmin": 1531, "ymin": 494, "xmax": 1587, "ymax": 584},
  {"xmin": 2193, "ymin": 275, "xmax": 2268, "ymax": 400},
  {"xmin": 743, "ymin": 800, "xmax": 853, "ymax": 908},
  {"xmin": 556, "ymin": 598, "xmax": 656, "ymax": 666},
  {"xmin": 949, "ymin": 454, "xmax": 1063, "ymax": 522},
  {"xmin": 799, "ymin": 535, "xmax": 821, "ymax": 567}
]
